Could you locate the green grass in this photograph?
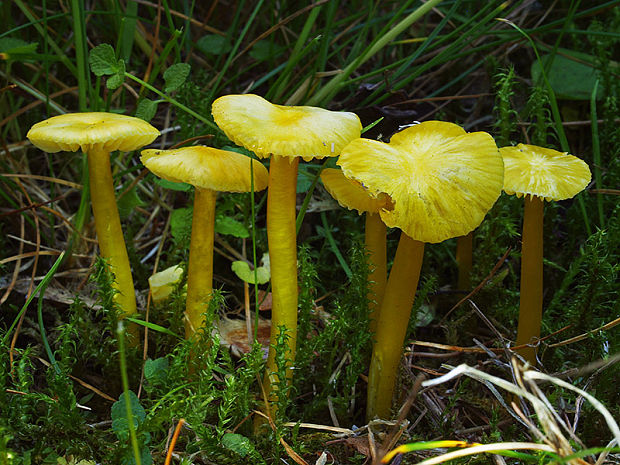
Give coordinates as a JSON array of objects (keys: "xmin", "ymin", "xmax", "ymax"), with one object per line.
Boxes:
[{"xmin": 1, "ymin": 1, "xmax": 619, "ymax": 463}]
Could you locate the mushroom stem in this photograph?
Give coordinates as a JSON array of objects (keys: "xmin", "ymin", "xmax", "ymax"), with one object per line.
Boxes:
[
  {"xmin": 456, "ymin": 232, "xmax": 473, "ymax": 290},
  {"xmin": 263, "ymin": 155, "xmax": 299, "ymax": 399},
  {"xmin": 366, "ymin": 212, "xmax": 387, "ymax": 334},
  {"xmin": 515, "ymin": 195, "xmax": 544, "ymax": 364},
  {"xmin": 367, "ymin": 232, "xmax": 424, "ymax": 420},
  {"xmin": 87, "ymin": 147, "xmax": 138, "ymax": 338},
  {"xmin": 184, "ymin": 188, "xmax": 217, "ymax": 339}
]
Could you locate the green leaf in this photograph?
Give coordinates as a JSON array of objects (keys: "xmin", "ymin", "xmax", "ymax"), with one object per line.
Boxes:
[
  {"xmin": 415, "ymin": 303, "xmax": 435, "ymax": 327},
  {"xmin": 111, "ymin": 391, "xmax": 145, "ymax": 437},
  {"xmin": 0, "ymin": 38, "xmax": 38, "ymax": 61},
  {"xmin": 170, "ymin": 207, "xmax": 193, "ymax": 242},
  {"xmin": 121, "ymin": 443, "xmax": 152, "ymax": 465},
  {"xmin": 153, "ymin": 178, "xmax": 192, "ymax": 192},
  {"xmin": 144, "ymin": 357, "xmax": 169, "ymax": 384},
  {"xmin": 163, "ymin": 63, "xmax": 191, "ymax": 92},
  {"xmin": 231, "ymin": 261, "xmax": 270, "ymax": 284},
  {"xmin": 89, "ymin": 43, "xmax": 121, "ymax": 76},
  {"xmin": 296, "ymin": 170, "xmax": 314, "ymax": 193},
  {"xmin": 221, "ymin": 433, "xmax": 258, "ymax": 458},
  {"xmin": 222, "ymin": 145, "xmax": 254, "ymax": 157},
  {"xmin": 117, "ymin": 184, "xmax": 145, "ymax": 219},
  {"xmin": 135, "ymin": 98, "xmax": 158, "ymax": 122},
  {"xmin": 196, "ymin": 34, "xmax": 232, "ymax": 56},
  {"xmin": 215, "ymin": 216, "xmax": 249, "ymax": 238},
  {"xmin": 531, "ymin": 50, "xmax": 613, "ymax": 100},
  {"xmin": 249, "ymin": 40, "xmax": 284, "ymax": 61},
  {"xmin": 106, "ymin": 60, "xmax": 126, "ymax": 90},
  {"xmin": 0, "ymin": 37, "xmax": 37, "ymax": 54}
]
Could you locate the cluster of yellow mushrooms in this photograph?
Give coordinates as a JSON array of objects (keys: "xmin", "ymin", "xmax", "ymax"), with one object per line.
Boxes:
[{"xmin": 26, "ymin": 94, "xmax": 591, "ymax": 421}]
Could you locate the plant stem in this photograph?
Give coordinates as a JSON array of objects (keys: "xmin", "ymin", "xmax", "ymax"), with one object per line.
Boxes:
[
  {"xmin": 124, "ymin": 72, "xmax": 221, "ymax": 133},
  {"xmin": 263, "ymin": 156, "xmax": 299, "ymax": 399},
  {"xmin": 117, "ymin": 322, "xmax": 141, "ymax": 465},
  {"xmin": 307, "ymin": 0, "xmax": 442, "ymax": 106},
  {"xmin": 69, "ymin": 0, "xmax": 88, "ymax": 111},
  {"xmin": 38, "ymin": 277, "xmax": 60, "ymax": 374},
  {"xmin": 296, "ymin": 164, "xmax": 326, "ymax": 235},
  {"xmin": 321, "ymin": 211, "xmax": 352, "ymax": 279},
  {"xmin": 456, "ymin": 232, "xmax": 473, "ymax": 290},
  {"xmin": 250, "ymin": 160, "xmax": 260, "ymax": 341},
  {"xmin": 366, "ymin": 212, "xmax": 387, "ymax": 334},
  {"xmin": 367, "ymin": 232, "xmax": 424, "ymax": 420},
  {"xmin": 515, "ymin": 195, "xmax": 544, "ymax": 364},
  {"xmin": 88, "ymin": 147, "xmax": 137, "ymax": 337},
  {"xmin": 3, "ymin": 252, "xmax": 64, "ymax": 346},
  {"xmin": 184, "ymin": 188, "xmax": 216, "ymax": 338},
  {"xmin": 590, "ymin": 80, "xmax": 604, "ymax": 228}
]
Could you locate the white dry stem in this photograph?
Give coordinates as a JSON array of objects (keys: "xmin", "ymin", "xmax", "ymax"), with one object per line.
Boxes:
[
  {"xmin": 422, "ymin": 363, "xmax": 620, "ymax": 462},
  {"xmin": 523, "ymin": 370, "xmax": 620, "ymax": 445},
  {"xmin": 524, "ymin": 376, "xmax": 584, "ymax": 451},
  {"xmin": 594, "ymin": 438, "xmax": 618, "ymax": 465}
]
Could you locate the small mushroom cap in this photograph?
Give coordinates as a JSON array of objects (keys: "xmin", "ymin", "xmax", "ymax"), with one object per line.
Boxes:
[
  {"xmin": 27, "ymin": 112, "xmax": 160, "ymax": 153},
  {"xmin": 500, "ymin": 144, "xmax": 591, "ymax": 201},
  {"xmin": 141, "ymin": 146, "xmax": 269, "ymax": 192},
  {"xmin": 211, "ymin": 94, "xmax": 362, "ymax": 161},
  {"xmin": 321, "ymin": 168, "xmax": 391, "ymax": 214},
  {"xmin": 148, "ymin": 264, "xmax": 184, "ymax": 304},
  {"xmin": 338, "ymin": 121, "xmax": 504, "ymax": 243}
]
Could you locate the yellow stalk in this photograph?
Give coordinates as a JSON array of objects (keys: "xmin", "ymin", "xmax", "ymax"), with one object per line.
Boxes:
[
  {"xmin": 184, "ymin": 188, "xmax": 216, "ymax": 339},
  {"xmin": 263, "ymin": 156, "xmax": 299, "ymax": 399},
  {"xmin": 456, "ymin": 232, "xmax": 473, "ymax": 290},
  {"xmin": 515, "ymin": 195, "xmax": 544, "ymax": 364},
  {"xmin": 87, "ymin": 147, "xmax": 137, "ymax": 334},
  {"xmin": 367, "ymin": 233, "xmax": 424, "ymax": 420},
  {"xmin": 366, "ymin": 212, "xmax": 387, "ymax": 334}
]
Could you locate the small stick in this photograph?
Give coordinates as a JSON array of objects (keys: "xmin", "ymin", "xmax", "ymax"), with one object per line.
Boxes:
[{"xmin": 164, "ymin": 418, "xmax": 186, "ymax": 465}]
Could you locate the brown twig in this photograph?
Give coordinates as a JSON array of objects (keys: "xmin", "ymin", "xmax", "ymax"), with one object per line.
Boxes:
[{"xmin": 164, "ymin": 418, "xmax": 186, "ymax": 465}]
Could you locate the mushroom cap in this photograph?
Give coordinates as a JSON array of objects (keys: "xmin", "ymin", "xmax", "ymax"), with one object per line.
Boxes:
[
  {"xmin": 27, "ymin": 112, "xmax": 160, "ymax": 153},
  {"xmin": 500, "ymin": 144, "xmax": 591, "ymax": 201},
  {"xmin": 148, "ymin": 264, "xmax": 184, "ymax": 304},
  {"xmin": 141, "ymin": 146, "xmax": 269, "ymax": 192},
  {"xmin": 211, "ymin": 94, "xmax": 362, "ymax": 161},
  {"xmin": 321, "ymin": 168, "xmax": 391, "ymax": 215},
  {"xmin": 338, "ymin": 121, "xmax": 504, "ymax": 243}
]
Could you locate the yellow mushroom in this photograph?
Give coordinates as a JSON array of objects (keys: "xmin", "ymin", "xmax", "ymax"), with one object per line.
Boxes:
[
  {"xmin": 141, "ymin": 146, "xmax": 268, "ymax": 338},
  {"xmin": 320, "ymin": 168, "xmax": 392, "ymax": 332},
  {"xmin": 27, "ymin": 112, "xmax": 159, "ymax": 332},
  {"xmin": 212, "ymin": 94, "xmax": 361, "ymax": 399},
  {"xmin": 500, "ymin": 143, "xmax": 591, "ymax": 364},
  {"xmin": 339, "ymin": 121, "xmax": 504, "ymax": 420}
]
